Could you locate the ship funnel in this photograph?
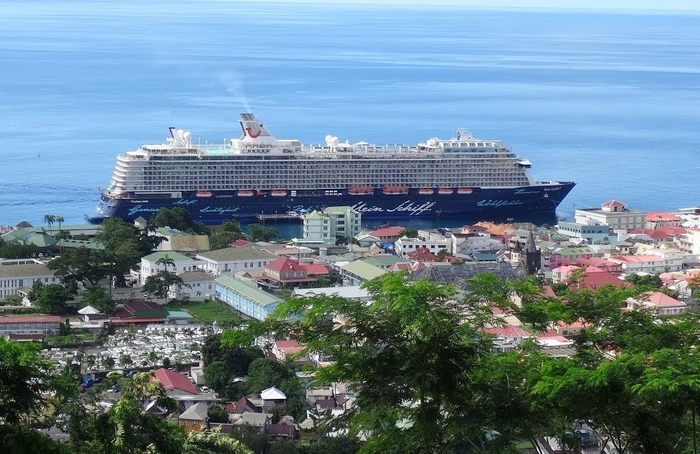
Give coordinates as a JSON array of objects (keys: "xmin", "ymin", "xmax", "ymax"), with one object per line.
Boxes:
[{"xmin": 238, "ymin": 113, "xmax": 277, "ymax": 143}]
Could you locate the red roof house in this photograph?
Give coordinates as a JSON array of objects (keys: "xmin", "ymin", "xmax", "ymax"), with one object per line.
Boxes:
[
  {"xmin": 407, "ymin": 246, "xmax": 439, "ymax": 262},
  {"xmin": 152, "ymin": 368, "xmax": 199, "ymax": 395},
  {"xmin": 263, "ymin": 257, "xmax": 316, "ymax": 285}
]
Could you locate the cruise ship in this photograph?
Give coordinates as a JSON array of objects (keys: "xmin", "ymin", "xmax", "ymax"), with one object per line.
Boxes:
[{"xmin": 86, "ymin": 113, "xmax": 575, "ymax": 225}]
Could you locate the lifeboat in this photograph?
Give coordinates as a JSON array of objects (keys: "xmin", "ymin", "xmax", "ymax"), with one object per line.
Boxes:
[
  {"xmin": 237, "ymin": 190, "xmax": 254, "ymax": 197},
  {"xmin": 418, "ymin": 188, "xmax": 434, "ymax": 195},
  {"xmin": 382, "ymin": 185, "xmax": 409, "ymax": 195},
  {"xmin": 196, "ymin": 190, "xmax": 213, "ymax": 197},
  {"xmin": 438, "ymin": 187, "xmax": 453, "ymax": 195},
  {"xmin": 271, "ymin": 190, "xmax": 288, "ymax": 197},
  {"xmin": 458, "ymin": 187, "xmax": 473, "ymax": 195},
  {"xmin": 348, "ymin": 186, "xmax": 374, "ymax": 195},
  {"xmin": 256, "ymin": 190, "xmax": 267, "ymax": 196}
]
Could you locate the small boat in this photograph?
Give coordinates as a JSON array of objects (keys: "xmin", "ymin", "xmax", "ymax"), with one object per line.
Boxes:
[
  {"xmin": 348, "ymin": 186, "xmax": 375, "ymax": 195},
  {"xmin": 196, "ymin": 190, "xmax": 213, "ymax": 197},
  {"xmin": 418, "ymin": 187, "xmax": 434, "ymax": 195},
  {"xmin": 383, "ymin": 185, "xmax": 409, "ymax": 195},
  {"xmin": 438, "ymin": 187, "xmax": 453, "ymax": 195},
  {"xmin": 458, "ymin": 187, "xmax": 473, "ymax": 195},
  {"xmin": 271, "ymin": 190, "xmax": 287, "ymax": 197},
  {"xmin": 237, "ymin": 190, "xmax": 254, "ymax": 197}
]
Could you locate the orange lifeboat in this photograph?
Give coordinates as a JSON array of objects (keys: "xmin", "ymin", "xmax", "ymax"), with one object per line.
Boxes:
[
  {"xmin": 196, "ymin": 190, "xmax": 213, "ymax": 197},
  {"xmin": 457, "ymin": 187, "xmax": 473, "ymax": 194},
  {"xmin": 271, "ymin": 190, "xmax": 288, "ymax": 197},
  {"xmin": 382, "ymin": 185, "xmax": 409, "ymax": 195},
  {"xmin": 418, "ymin": 188, "xmax": 434, "ymax": 195},
  {"xmin": 237, "ymin": 190, "xmax": 254, "ymax": 197},
  {"xmin": 348, "ymin": 186, "xmax": 374, "ymax": 195},
  {"xmin": 438, "ymin": 187, "xmax": 453, "ymax": 195}
]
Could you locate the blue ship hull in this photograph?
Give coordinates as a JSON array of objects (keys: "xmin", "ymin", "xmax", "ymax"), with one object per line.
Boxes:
[{"xmin": 87, "ymin": 183, "xmax": 575, "ymax": 225}]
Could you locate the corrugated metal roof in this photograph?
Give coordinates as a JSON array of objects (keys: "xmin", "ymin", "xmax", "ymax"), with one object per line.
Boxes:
[{"xmin": 215, "ymin": 276, "xmax": 280, "ymax": 307}]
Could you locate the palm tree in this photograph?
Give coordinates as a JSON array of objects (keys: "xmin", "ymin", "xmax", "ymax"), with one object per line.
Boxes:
[
  {"xmin": 156, "ymin": 254, "xmax": 176, "ymax": 273},
  {"xmin": 55, "ymin": 215, "xmax": 64, "ymax": 233},
  {"xmin": 43, "ymin": 214, "xmax": 56, "ymax": 235}
]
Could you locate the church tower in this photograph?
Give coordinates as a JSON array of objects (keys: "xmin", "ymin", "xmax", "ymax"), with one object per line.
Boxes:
[{"xmin": 522, "ymin": 229, "xmax": 541, "ymax": 276}]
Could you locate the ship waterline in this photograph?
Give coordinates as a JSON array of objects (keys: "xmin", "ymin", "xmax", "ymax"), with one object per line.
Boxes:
[{"xmin": 87, "ymin": 113, "xmax": 574, "ymax": 225}]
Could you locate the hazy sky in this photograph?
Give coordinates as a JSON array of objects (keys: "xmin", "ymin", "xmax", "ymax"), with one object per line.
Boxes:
[{"xmin": 237, "ymin": 0, "xmax": 700, "ymax": 12}]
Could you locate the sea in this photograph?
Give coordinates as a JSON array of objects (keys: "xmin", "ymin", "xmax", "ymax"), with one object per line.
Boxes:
[{"xmin": 1, "ymin": 1, "xmax": 698, "ymax": 238}]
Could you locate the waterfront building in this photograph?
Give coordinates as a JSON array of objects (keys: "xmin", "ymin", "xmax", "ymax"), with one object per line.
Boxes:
[
  {"xmin": 574, "ymin": 200, "xmax": 646, "ymax": 231},
  {"xmin": 302, "ymin": 206, "xmax": 362, "ymax": 243}
]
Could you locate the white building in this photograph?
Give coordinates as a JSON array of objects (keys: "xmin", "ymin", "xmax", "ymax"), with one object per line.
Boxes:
[
  {"xmin": 169, "ymin": 271, "xmax": 217, "ymax": 300},
  {"xmin": 450, "ymin": 232, "xmax": 502, "ymax": 256},
  {"xmin": 196, "ymin": 246, "xmax": 277, "ymax": 276},
  {"xmin": 609, "ymin": 254, "xmax": 679, "ymax": 274},
  {"xmin": 0, "ymin": 259, "xmax": 59, "ymax": 301},
  {"xmin": 139, "ymin": 251, "xmax": 203, "ymax": 286},
  {"xmin": 395, "ymin": 230, "xmax": 451, "ymax": 258},
  {"xmin": 302, "ymin": 206, "xmax": 362, "ymax": 243},
  {"xmin": 574, "ymin": 200, "xmax": 646, "ymax": 232}
]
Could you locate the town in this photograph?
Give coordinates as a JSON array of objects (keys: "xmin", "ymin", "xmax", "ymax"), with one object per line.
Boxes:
[{"xmin": 2, "ymin": 200, "xmax": 700, "ymax": 454}]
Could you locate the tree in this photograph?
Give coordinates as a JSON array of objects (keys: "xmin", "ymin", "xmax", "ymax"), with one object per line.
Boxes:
[
  {"xmin": 247, "ymin": 223, "xmax": 281, "ymax": 242},
  {"xmin": 79, "ymin": 285, "xmax": 115, "ymax": 315},
  {"xmin": 143, "ymin": 270, "xmax": 187, "ymax": 299},
  {"xmin": 229, "ymin": 272, "xmax": 501, "ymax": 454},
  {"xmin": 162, "ymin": 357, "xmax": 171, "ymax": 368},
  {"xmin": 156, "ymin": 254, "xmax": 176, "ymax": 272},
  {"xmin": 44, "ymin": 214, "xmax": 56, "ymax": 234},
  {"xmin": 94, "ymin": 218, "xmax": 163, "ymax": 287},
  {"xmin": 103, "ymin": 356, "xmax": 115, "ymax": 370},
  {"xmin": 31, "ymin": 283, "xmax": 74, "ymax": 315},
  {"xmin": 207, "ymin": 404, "xmax": 230, "ymax": 423},
  {"xmin": 399, "ymin": 228, "xmax": 418, "ymax": 238},
  {"xmin": 0, "ymin": 337, "xmax": 74, "ymax": 425},
  {"xmin": 0, "ymin": 240, "xmax": 39, "ymax": 259},
  {"xmin": 47, "ymin": 247, "xmax": 109, "ymax": 288},
  {"xmin": 245, "ymin": 357, "xmax": 296, "ymax": 395},
  {"xmin": 148, "ymin": 207, "xmax": 210, "ymax": 235},
  {"xmin": 210, "ymin": 219, "xmax": 246, "ymax": 250},
  {"xmin": 119, "ymin": 354, "xmax": 133, "ymax": 368}
]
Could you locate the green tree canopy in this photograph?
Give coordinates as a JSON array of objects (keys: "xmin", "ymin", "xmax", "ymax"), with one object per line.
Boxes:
[
  {"xmin": 47, "ymin": 247, "xmax": 109, "ymax": 288},
  {"xmin": 148, "ymin": 207, "xmax": 210, "ymax": 235},
  {"xmin": 246, "ymin": 223, "xmax": 281, "ymax": 242},
  {"xmin": 29, "ymin": 282, "xmax": 74, "ymax": 315}
]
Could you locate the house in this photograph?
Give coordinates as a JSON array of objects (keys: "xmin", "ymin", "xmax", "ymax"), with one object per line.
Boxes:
[
  {"xmin": 215, "ymin": 275, "xmax": 281, "ymax": 321},
  {"xmin": 170, "ymin": 271, "xmax": 216, "ymax": 300},
  {"xmin": 152, "ymin": 367, "xmax": 199, "ymax": 395},
  {"xmin": 406, "ymin": 246, "xmax": 440, "ymax": 262},
  {"xmin": 196, "ymin": 246, "xmax": 277, "ymax": 276},
  {"xmin": 339, "ymin": 260, "xmax": 385, "ymax": 286},
  {"xmin": 139, "ymin": 251, "xmax": 203, "ymax": 286},
  {"xmin": 112, "ymin": 300, "xmax": 168, "ymax": 325},
  {"xmin": 227, "ymin": 396, "xmax": 263, "ymax": 414},
  {"xmin": 394, "ymin": 231, "xmax": 451, "ymax": 258},
  {"xmin": 626, "ymin": 291, "xmax": 688, "ymax": 316},
  {"xmin": 266, "ymin": 418, "xmax": 299, "ymax": 439},
  {"xmin": 260, "ymin": 387, "xmax": 287, "ymax": 411},
  {"xmin": 261, "ymin": 257, "xmax": 316, "ymax": 288},
  {"xmin": 271, "ymin": 340, "xmax": 304, "ymax": 362},
  {"xmin": 233, "ymin": 412, "xmax": 273, "ymax": 431},
  {"xmin": 179, "ymin": 402, "xmax": 209, "ymax": 433},
  {"xmin": 646, "ymin": 212, "xmax": 682, "ymax": 230},
  {"xmin": 368, "ymin": 226, "xmax": 405, "ymax": 242},
  {"xmin": 482, "ymin": 325, "xmax": 531, "ymax": 352},
  {"xmin": 608, "ymin": 254, "xmax": 673, "ymax": 274}
]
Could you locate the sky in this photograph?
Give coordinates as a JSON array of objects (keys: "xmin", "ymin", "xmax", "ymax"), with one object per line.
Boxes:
[{"xmin": 234, "ymin": 0, "xmax": 700, "ymax": 12}]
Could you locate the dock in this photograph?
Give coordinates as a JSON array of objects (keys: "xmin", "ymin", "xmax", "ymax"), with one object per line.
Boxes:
[{"xmin": 255, "ymin": 213, "xmax": 303, "ymax": 222}]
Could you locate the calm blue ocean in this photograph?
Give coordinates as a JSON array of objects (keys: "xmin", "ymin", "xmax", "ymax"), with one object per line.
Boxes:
[{"xmin": 1, "ymin": 1, "xmax": 698, "ymax": 234}]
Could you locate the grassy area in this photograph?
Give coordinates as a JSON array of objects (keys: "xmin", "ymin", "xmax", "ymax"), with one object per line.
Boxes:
[
  {"xmin": 165, "ymin": 299, "xmax": 242, "ymax": 324},
  {"xmin": 45, "ymin": 332, "xmax": 96, "ymax": 346}
]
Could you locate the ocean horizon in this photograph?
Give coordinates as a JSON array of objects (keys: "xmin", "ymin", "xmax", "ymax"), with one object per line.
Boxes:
[{"xmin": 1, "ymin": 1, "xmax": 698, "ymax": 231}]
